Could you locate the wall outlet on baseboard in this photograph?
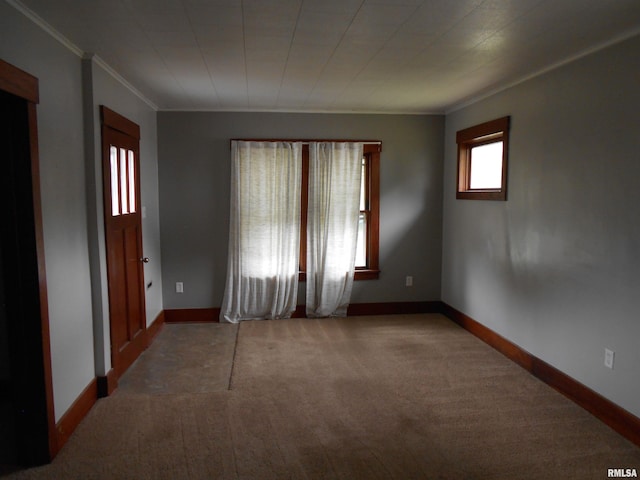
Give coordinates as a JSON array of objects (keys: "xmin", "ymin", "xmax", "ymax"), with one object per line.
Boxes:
[
  {"xmin": 604, "ymin": 348, "xmax": 615, "ymax": 369},
  {"xmin": 176, "ymin": 282, "xmax": 184, "ymax": 293}
]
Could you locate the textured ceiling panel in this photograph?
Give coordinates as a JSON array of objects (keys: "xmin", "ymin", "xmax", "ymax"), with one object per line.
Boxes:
[{"xmin": 14, "ymin": 0, "xmax": 640, "ymax": 112}]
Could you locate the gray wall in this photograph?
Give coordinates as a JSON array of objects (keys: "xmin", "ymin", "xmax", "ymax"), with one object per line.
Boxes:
[
  {"xmin": 442, "ymin": 34, "xmax": 640, "ymax": 418},
  {"xmin": 158, "ymin": 112, "xmax": 444, "ymax": 310},
  {"xmin": 0, "ymin": 1, "xmax": 94, "ymax": 421},
  {"xmin": 0, "ymin": 1, "xmax": 162, "ymax": 421},
  {"xmin": 83, "ymin": 58, "xmax": 162, "ymax": 376}
]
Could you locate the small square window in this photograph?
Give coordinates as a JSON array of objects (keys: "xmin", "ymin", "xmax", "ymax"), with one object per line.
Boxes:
[{"xmin": 456, "ymin": 116, "xmax": 510, "ymax": 201}]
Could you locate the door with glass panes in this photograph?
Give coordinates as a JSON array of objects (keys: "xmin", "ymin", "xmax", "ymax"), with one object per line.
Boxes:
[{"xmin": 101, "ymin": 106, "xmax": 146, "ymax": 378}]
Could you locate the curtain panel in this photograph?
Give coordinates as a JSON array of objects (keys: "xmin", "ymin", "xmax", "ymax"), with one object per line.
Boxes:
[
  {"xmin": 220, "ymin": 141, "xmax": 302, "ymax": 323},
  {"xmin": 306, "ymin": 142, "xmax": 364, "ymax": 317}
]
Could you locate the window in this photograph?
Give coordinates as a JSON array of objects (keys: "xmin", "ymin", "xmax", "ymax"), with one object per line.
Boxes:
[
  {"xmin": 356, "ymin": 156, "xmax": 368, "ymax": 267},
  {"xmin": 109, "ymin": 145, "xmax": 137, "ymax": 215},
  {"xmin": 355, "ymin": 145, "xmax": 380, "ymax": 279},
  {"xmin": 297, "ymin": 142, "xmax": 380, "ymax": 281},
  {"xmin": 456, "ymin": 116, "xmax": 510, "ymax": 201}
]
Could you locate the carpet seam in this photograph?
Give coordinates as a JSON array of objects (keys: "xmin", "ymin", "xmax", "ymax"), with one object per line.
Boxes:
[{"xmin": 227, "ymin": 323, "xmax": 241, "ymax": 391}]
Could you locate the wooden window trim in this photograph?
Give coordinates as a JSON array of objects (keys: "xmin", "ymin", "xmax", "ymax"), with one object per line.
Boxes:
[
  {"xmin": 232, "ymin": 139, "xmax": 380, "ymax": 281},
  {"xmin": 456, "ymin": 116, "xmax": 510, "ymax": 201},
  {"xmin": 300, "ymin": 143, "xmax": 380, "ymax": 281},
  {"xmin": 299, "ymin": 146, "xmax": 309, "ymax": 277},
  {"xmin": 356, "ymin": 144, "xmax": 380, "ymax": 280}
]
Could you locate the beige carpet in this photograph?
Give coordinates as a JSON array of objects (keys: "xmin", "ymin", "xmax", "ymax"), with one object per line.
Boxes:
[
  {"xmin": 5, "ymin": 314, "xmax": 639, "ymax": 479},
  {"xmin": 118, "ymin": 322, "xmax": 239, "ymax": 394}
]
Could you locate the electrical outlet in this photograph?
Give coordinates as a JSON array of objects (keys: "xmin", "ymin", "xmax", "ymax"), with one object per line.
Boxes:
[
  {"xmin": 176, "ymin": 282, "xmax": 184, "ymax": 293},
  {"xmin": 604, "ymin": 348, "xmax": 615, "ymax": 369},
  {"xmin": 405, "ymin": 276, "xmax": 413, "ymax": 287}
]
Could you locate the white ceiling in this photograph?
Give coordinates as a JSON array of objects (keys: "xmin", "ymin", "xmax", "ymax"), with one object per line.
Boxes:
[{"xmin": 13, "ymin": 0, "xmax": 640, "ymax": 113}]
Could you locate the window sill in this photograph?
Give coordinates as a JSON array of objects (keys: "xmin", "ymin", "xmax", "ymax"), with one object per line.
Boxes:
[
  {"xmin": 299, "ymin": 269, "xmax": 380, "ymax": 282},
  {"xmin": 456, "ymin": 190, "xmax": 506, "ymax": 201},
  {"xmin": 355, "ymin": 269, "xmax": 380, "ymax": 280}
]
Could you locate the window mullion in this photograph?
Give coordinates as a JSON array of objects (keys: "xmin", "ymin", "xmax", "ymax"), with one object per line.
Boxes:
[{"xmin": 299, "ymin": 145, "xmax": 309, "ymax": 277}]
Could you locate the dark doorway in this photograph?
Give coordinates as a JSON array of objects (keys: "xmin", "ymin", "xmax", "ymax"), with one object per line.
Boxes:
[
  {"xmin": 0, "ymin": 67, "xmax": 55, "ymax": 468},
  {"xmin": 0, "ymin": 221, "xmax": 17, "ymax": 469}
]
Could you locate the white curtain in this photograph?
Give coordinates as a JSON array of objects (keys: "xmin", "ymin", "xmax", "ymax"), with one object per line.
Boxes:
[
  {"xmin": 306, "ymin": 142, "xmax": 363, "ymax": 317},
  {"xmin": 220, "ymin": 141, "xmax": 302, "ymax": 323}
]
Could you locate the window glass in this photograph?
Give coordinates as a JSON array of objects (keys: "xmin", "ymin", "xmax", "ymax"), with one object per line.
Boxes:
[
  {"xmin": 110, "ymin": 146, "xmax": 119, "ymax": 216},
  {"xmin": 469, "ymin": 141, "xmax": 503, "ymax": 189},
  {"xmin": 359, "ymin": 157, "xmax": 366, "ymax": 211},
  {"xmin": 128, "ymin": 150, "xmax": 136, "ymax": 213},
  {"xmin": 120, "ymin": 148, "xmax": 129, "ymax": 214},
  {"xmin": 355, "ymin": 213, "xmax": 367, "ymax": 267}
]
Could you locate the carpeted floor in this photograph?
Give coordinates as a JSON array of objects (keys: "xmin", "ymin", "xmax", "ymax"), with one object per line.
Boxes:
[
  {"xmin": 117, "ymin": 322, "xmax": 239, "ymax": 395},
  {"xmin": 4, "ymin": 314, "xmax": 639, "ymax": 479}
]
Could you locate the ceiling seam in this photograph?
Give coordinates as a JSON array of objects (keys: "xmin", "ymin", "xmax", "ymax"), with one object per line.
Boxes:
[
  {"xmin": 181, "ymin": 0, "xmax": 222, "ymax": 109},
  {"xmin": 327, "ymin": 0, "xmax": 430, "ymax": 112},
  {"xmin": 117, "ymin": 0, "xmax": 192, "ymax": 110},
  {"xmin": 302, "ymin": 0, "xmax": 368, "ymax": 109},
  {"xmin": 371, "ymin": 0, "xmax": 497, "ymax": 110},
  {"xmin": 274, "ymin": 0, "xmax": 305, "ymax": 110}
]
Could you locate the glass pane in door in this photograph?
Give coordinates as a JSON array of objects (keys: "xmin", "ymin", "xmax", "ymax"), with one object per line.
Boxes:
[{"xmin": 110, "ymin": 146, "xmax": 119, "ymax": 216}]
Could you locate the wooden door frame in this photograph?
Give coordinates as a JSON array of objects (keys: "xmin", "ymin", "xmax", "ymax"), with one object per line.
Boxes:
[
  {"xmin": 100, "ymin": 106, "xmax": 147, "ymax": 379},
  {"xmin": 0, "ymin": 59, "xmax": 57, "ymax": 463}
]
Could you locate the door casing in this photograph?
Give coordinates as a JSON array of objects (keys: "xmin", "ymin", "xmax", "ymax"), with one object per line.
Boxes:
[{"xmin": 0, "ymin": 58, "xmax": 57, "ymax": 466}]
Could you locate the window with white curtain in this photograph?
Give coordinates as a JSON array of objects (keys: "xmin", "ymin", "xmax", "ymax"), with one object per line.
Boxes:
[
  {"xmin": 220, "ymin": 141, "xmax": 302, "ymax": 323},
  {"xmin": 300, "ymin": 143, "xmax": 380, "ymax": 280},
  {"xmin": 305, "ymin": 142, "xmax": 363, "ymax": 317},
  {"xmin": 220, "ymin": 140, "xmax": 381, "ymax": 323}
]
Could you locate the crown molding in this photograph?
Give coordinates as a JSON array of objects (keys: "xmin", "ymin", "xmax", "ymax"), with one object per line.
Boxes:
[
  {"xmin": 7, "ymin": 0, "xmax": 158, "ymax": 111},
  {"xmin": 7, "ymin": 0, "xmax": 83, "ymax": 58},
  {"xmin": 87, "ymin": 54, "xmax": 158, "ymax": 111},
  {"xmin": 158, "ymin": 107, "xmax": 443, "ymax": 115}
]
